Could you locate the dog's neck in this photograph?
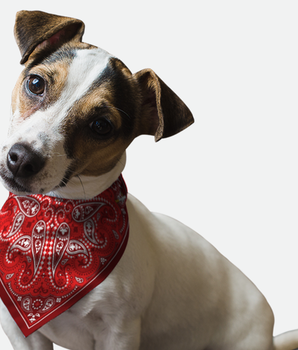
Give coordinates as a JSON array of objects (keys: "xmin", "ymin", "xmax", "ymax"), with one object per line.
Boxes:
[{"xmin": 46, "ymin": 153, "xmax": 126, "ymax": 200}]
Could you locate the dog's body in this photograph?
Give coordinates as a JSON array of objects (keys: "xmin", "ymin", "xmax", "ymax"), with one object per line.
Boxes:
[{"xmin": 0, "ymin": 10, "xmax": 298, "ymax": 350}]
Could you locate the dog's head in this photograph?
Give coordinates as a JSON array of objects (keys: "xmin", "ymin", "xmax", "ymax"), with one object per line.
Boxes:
[{"xmin": 0, "ymin": 11, "xmax": 194, "ymax": 197}]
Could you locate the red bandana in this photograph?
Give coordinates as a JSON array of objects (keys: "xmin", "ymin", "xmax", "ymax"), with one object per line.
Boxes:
[{"xmin": 0, "ymin": 175, "xmax": 129, "ymax": 337}]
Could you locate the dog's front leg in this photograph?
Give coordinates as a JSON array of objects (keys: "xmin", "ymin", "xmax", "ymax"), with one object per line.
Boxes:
[
  {"xmin": 95, "ymin": 318, "xmax": 141, "ymax": 350},
  {"xmin": 0, "ymin": 301, "xmax": 53, "ymax": 350}
]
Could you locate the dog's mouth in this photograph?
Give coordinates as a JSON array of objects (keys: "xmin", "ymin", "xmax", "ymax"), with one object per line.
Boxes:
[
  {"xmin": 0, "ymin": 173, "xmax": 34, "ymax": 195},
  {"xmin": 0, "ymin": 160, "xmax": 77, "ymax": 196},
  {"xmin": 0, "ymin": 173, "xmax": 70, "ymax": 196}
]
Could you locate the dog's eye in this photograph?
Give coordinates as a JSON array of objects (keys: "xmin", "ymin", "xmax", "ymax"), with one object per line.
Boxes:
[
  {"xmin": 90, "ymin": 118, "xmax": 113, "ymax": 137},
  {"xmin": 27, "ymin": 75, "xmax": 45, "ymax": 95}
]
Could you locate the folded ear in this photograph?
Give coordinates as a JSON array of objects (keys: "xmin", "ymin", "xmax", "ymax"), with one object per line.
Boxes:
[
  {"xmin": 14, "ymin": 10, "xmax": 85, "ymax": 64},
  {"xmin": 133, "ymin": 69, "xmax": 194, "ymax": 141}
]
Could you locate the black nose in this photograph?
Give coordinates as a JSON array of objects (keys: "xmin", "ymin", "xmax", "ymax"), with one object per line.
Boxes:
[{"xmin": 7, "ymin": 143, "xmax": 45, "ymax": 178}]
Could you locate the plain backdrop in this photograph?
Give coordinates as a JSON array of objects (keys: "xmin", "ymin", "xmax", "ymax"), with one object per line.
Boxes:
[{"xmin": 1, "ymin": 1, "xmax": 298, "ymax": 349}]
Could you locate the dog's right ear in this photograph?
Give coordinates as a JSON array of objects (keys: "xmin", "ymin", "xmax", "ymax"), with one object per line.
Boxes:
[
  {"xmin": 133, "ymin": 69, "xmax": 194, "ymax": 141},
  {"xmin": 14, "ymin": 10, "xmax": 85, "ymax": 65}
]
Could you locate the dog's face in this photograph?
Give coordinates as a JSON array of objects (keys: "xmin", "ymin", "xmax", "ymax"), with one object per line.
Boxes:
[
  {"xmin": 3, "ymin": 47, "xmax": 139, "ymax": 194},
  {"xmin": 0, "ymin": 11, "xmax": 194, "ymax": 196}
]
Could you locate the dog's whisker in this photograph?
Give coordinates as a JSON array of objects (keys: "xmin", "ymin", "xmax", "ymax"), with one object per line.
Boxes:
[
  {"xmin": 116, "ymin": 155, "xmax": 126, "ymax": 169},
  {"xmin": 105, "ymin": 106, "xmax": 131, "ymax": 120},
  {"xmin": 76, "ymin": 174, "xmax": 87, "ymax": 199},
  {"xmin": 51, "ymin": 152, "xmax": 67, "ymax": 158}
]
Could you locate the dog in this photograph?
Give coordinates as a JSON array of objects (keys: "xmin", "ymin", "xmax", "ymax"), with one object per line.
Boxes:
[{"xmin": 0, "ymin": 10, "xmax": 298, "ymax": 350}]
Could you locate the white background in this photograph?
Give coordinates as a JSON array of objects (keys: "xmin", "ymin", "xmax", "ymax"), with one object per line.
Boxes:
[{"xmin": 1, "ymin": 1, "xmax": 298, "ymax": 349}]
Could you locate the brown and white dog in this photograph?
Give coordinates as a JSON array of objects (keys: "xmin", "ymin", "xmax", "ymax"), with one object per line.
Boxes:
[{"xmin": 0, "ymin": 10, "xmax": 298, "ymax": 350}]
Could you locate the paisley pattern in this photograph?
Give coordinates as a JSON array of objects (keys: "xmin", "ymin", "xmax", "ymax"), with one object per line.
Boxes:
[{"xmin": 0, "ymin": 175, "xmax": 129, "ymax": 337}]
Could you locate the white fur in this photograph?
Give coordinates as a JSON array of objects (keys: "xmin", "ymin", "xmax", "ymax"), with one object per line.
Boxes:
[
  {"xmin": 47, "ymin": 153, "xmax": 126, "ymax": 199},
  {"xmin": 48, "ymin": 48, "xmax": 112, "ymax": 120},
  {"xmin": 1, "ymin": 47, "xmax": 298, "ymax": 350},
  {"xmin": 2, "ymin": 172, "xmax": 298, "ymax": 349}
]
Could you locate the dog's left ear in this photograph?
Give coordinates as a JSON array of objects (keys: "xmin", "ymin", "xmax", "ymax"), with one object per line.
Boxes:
[
  {"xmin": 14, "ymin": 10, "xmax": 85, "ymax": 64},
  {"xmin": 133, "ymin": 69, "xmax": 194, "ymax": 141}
]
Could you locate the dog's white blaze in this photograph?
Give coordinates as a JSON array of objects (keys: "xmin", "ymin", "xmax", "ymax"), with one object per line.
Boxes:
[
  {"xmin": 49, "ymin": 48, "xmax": 112, "ymax": 120},
  {"xmin": 7, "ymin": 48, "xmax": 112, "ymax": 143}
]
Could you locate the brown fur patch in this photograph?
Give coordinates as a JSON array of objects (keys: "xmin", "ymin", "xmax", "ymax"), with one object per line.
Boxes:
[
  {"xmin": 15, "ymin": 11, "xmax": 85, "ymax": 64},
  {"xmin": 15, "ymin": 41, "xmax": 98, "ymax": 120},
  {"xmin": 12, "ymin": 45, "xmax": 75, "ymax": 123},
  {"xmin": 61, "ymin": 80, "xmax": 136, "ymax": 178}
]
